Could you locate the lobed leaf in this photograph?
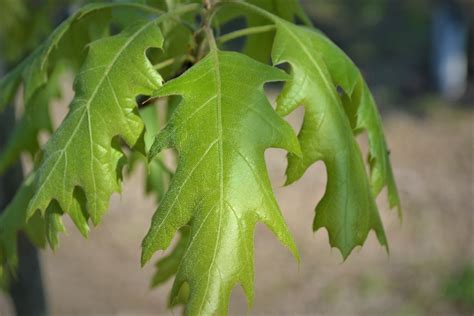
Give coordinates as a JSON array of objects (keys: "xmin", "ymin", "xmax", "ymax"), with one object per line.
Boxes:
[
  {"xmin": 0, "ymin": 0, "xmax": 402, "ymax": 310},
  {"xmin": 0, "ymin": 2, "xmax": 198, "ymax": 289},
  {"xmin": 0, "ymin": 2, "xmax": 165, "ymax": 174},
  {"xmin": 25, "ymin": 18, "xmax": 167, "ymax": 230},
  {"xmin": 295, "ymin": 29, "xmax": 401, "ymax": 214},
  {"xmin": 142, "ymin": 49, "xmax": 301, "ymax": 315},
  {"xmin": 271, "ymin": 19, "xmax": 391, "ymax": 259}
]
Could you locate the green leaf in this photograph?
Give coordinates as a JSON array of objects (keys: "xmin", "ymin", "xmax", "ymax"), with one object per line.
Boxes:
[
  {"xmin": 0, "ymin": 171, "xmax": 85, "ymax": 288},
  {"xmin": 295, "ymin": 28, "xmax": 401, "ymax": 214},
  {"xmin": 0, "ymin": 3, "xmax": 168, "ymax": 175},
  {"xmin": 0, "ymin": 3, "xmax": 115, "ymax": 113},
  {"xmin": 0, "ymin": 174, "xmax": 47, "ymax": 289},
  {"xmin": 0, "ymin": 0, "xmax": 49, "ymax": 63},
  {"xmin": 142, "ymin": 49, "xmax": 301, "ymax": 315},
  {"xmin": 25, "ymin": 17, "xmax": 169, "ymax": 229},
  {"xmin": 151, "ymin": 18, "xmax": 194, "ymax": 80},
  {"xmin": 0, "ymin": 58, "xmax": 28, "ymax": 114},
  {"xmin": 151, "ymin": 226, "xmax": 190, "ymax": 288},
  {"xmin": 0, "ymin": 3, "xmax": 194, "ymax": 175},
  {"xmin": 243, "ymin": 0, "xmax": 311, "ymax": 63},
  {"xmin": 271, "ymin": 20, "xmax": 390, "ymax": 259},
  {"xmin": 123, "ymin": 0, "xmax": 200, "ymax": 11},
  {"xmin": 0, "ymin": 4, "xmax": 199, "ymax": 286},
  {"xmin": 0, "ymin": 4, "xmax": 114, "ymax": 175},
  {"xmin": 0, "ymin": 68, "xmax": 60, "ymax": 174},
  {"xmin": 128, "ymin": 105, "xmax": 172, "ymax": 202},
  {"xmin": 24, "ymin": 4, "xmax": 200, "ymax": 234}
]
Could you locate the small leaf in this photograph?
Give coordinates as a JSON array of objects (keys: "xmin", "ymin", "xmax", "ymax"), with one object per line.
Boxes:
[{"xmin": 142, "ymin": 50, "xmax": 300, "ymax": 315}]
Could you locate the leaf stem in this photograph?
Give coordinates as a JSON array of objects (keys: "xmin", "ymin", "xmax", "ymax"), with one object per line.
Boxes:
[
  {"xmin": 153, "ymin": 55, "xmax": 195, "ymax": 70},
  {"xmin": 103, "ymin": 3, "xmax": 165, "ymax": 16},
  {"xmin": 154, "ymin": 58, "xmax": 176, "ymax": 70},
  {"xmin": 205, "ymin": 26, "xmax": 218, "ymax": 52},
  {"xmin": 217, "ymin": 25, "xmax": 276, "ymax": 44},
  {"xmin": 215, "ymin": 0, "xmax": 277, "ymax": 22}
]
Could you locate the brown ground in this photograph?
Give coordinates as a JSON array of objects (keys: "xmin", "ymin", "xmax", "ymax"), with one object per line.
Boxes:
[{"xmin": 1, "ymin": 104, "xmax": 473, "ymax": 315}]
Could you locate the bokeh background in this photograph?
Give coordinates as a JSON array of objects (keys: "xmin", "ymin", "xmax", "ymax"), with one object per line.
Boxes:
[{"xmin": 0, "ymin": 0, "xmax": 473, "ymax": 315}]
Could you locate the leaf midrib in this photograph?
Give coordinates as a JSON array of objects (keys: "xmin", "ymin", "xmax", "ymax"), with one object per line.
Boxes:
[{"xmin": 196, "ymin": 47, "xmax": 225, "ymax": 315}]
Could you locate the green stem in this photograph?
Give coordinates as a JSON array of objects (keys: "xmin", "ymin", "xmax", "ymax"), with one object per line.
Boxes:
[
  {"xmin": 166, "ymin": 2, "xmax": 202, "ymax": 17},
  {"xmin": 154, "ymin": 58, "xmax": 176, "ymax": 70},
  {"xmin": 217, "ymin": 25, "xmax": 276, "ymax": 44},
  {"xmin": 205, "ymin": 26, "xmax": 218, "ymax": 52},
  {"xmin": 112, "ymin": 2, "xmax": 165, "ymax": 15},
  {"xmin": 216, "ymin": 0, "xmax": 311, "ymax": 27},
  {"xmin": 195, "ymin": 3, "xmax": 218, "ymax": 60},
  {"xmin": 153, "ymin": 55, "xmax": 195, "ymax": 70},
  {"xmin": 215, "ymin": 0, "xmax": 277, "ymax": 21}
]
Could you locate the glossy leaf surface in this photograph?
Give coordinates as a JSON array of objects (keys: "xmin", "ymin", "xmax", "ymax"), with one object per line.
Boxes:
[
  {"xmin": 0, "ymin": 1, "xmax": 401, "ymax": 313},
  {"xmin": 142, "ymin": 49, "xmax": 300, "ymax": 315}
]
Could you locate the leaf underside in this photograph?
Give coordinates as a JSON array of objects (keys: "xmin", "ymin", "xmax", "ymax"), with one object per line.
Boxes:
[{"xmin": 271, "ymin": 19, "xmax": 400, "ymax": 258}]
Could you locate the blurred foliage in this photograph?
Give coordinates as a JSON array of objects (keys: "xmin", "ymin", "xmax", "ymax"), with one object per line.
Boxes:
[
  {"xmin": 0, "ymin": 0, "xmax": 70, "ymax": 63},
  {"xmin": 3, "ymin": 0, "xmax": 471, "ymax": 95},
  {"xmin": 0, "ymin": 0, "xmax": 166, "ymax": 64},
  {"xmin": 444, "ymin": 264, "xmax": 474, "ymax": 310}
]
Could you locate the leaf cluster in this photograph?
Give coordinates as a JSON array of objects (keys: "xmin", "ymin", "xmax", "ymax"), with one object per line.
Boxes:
[{"xmin": 0, "ymin": 0, "xmax": 400, "ymax": 314}]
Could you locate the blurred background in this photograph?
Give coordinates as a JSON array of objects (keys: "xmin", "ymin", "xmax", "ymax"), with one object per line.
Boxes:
[{"xmin": 0, "ymin": 0, "xmax": 473, "ymax": 315}]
